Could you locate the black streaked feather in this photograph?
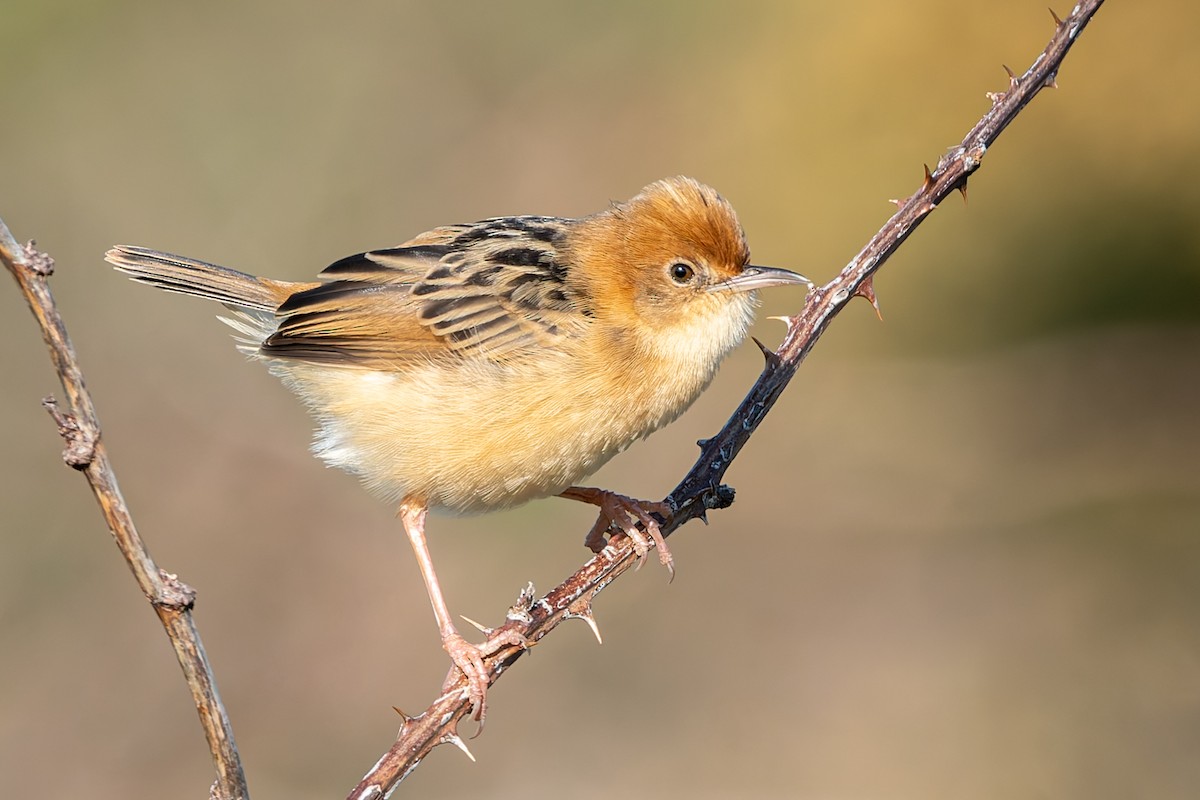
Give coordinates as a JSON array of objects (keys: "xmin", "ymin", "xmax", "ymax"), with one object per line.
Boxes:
[{"xmin": 261, "ymin": 215, "xmax": 592, "ymax": 366}]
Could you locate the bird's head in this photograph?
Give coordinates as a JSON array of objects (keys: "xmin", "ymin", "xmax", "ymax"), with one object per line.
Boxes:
[{"xmin": 569, "ymin": 176, "xmax": 810, "ymax": 366}]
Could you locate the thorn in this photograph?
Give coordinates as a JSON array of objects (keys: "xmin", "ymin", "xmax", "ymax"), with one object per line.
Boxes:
[
  {"xmin": 442, "ymin": 731, "xmax": 477, "ymax": 762},
  {"xmin": 572, "ymin": 607, "xmax": 603, "ymax": 644},
  {"xmin": 460, "ymin": 615, "xmax": 491, "ymax": 635},
  {"xmin": 922, "ymin": 164, "xmax": 935, "ymax": 192},
  {"xmin": 853, "ymin": 277, "xmax": 883, "ymax": 321},
  {"xmin": 696, "ymin": 437, "xmax": 710, "ymax": 449},
  {"xmin": 753, "ymin": 335, "xmax": 782, "ymax": 371},
  {"xmin": 750, "ymin": 336, "xmax": 781, "ymax": 367},
  {"xmin": 1003, "ymin": 64, "xmax": 1017, "ymax": 88},
  {"xmin": 888, "ymin": 195, "xmax": 910, "ymax": 208},
  {"xmin": 957, "ymin": 179, "xmax": 968, "ymax": 206},
  {"xmin": 1048, "ymin": 7, "xmax": 1064, "ymax": 29},
  {"xmin": 578, "ymin": 611, "xmax": 603, "ymax": 644},
  {"xmin": 392, "ymin": 706, "xmax": 414, "ymax": 736},
  {"xmin": 766, "ymin": 315, "xmax": 798, "ymax": 337},
  {"xmin": 566, "ymin": 597, "xmax": 603, "ymax": 644},
  {"xmin": 1045, "ymin": 71, "xmax": 1059, "ymax": 90}
]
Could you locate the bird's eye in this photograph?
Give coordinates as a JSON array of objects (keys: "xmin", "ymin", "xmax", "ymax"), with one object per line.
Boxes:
[{"xmin": 668, "ymin": 261, "xmax": 695, "ymax": 284}]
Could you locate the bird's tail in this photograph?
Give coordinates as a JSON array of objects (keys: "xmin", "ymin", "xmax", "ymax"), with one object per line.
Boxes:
[{"xmin": 106, "ymin": 245, "xmax": 302, "ymax": 311}]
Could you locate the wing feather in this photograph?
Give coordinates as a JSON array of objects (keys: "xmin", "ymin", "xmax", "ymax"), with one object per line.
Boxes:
[{"xmin": 260, "ymin": 216, "xmax": 590, "ymax": 368}]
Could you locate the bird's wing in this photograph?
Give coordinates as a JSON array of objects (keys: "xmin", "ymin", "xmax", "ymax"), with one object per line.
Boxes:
[{"xmin": 260, "ymin": 217, "xmax": 589, "ymax": 368}]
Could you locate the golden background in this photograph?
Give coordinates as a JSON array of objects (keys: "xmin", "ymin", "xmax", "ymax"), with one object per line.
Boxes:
[{"xmin": 3, "ymin": 2, "xmax": 1198, "ymax": 798}]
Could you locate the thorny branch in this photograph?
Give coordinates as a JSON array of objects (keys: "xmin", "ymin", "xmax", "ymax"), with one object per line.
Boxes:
[
  {"xmin": 349, "ymin": 2, "xmax": 1106, "ymax": 796},
  {"xmin": 0, "ymin": 230, "xmax": 249, "ymax": 800}
]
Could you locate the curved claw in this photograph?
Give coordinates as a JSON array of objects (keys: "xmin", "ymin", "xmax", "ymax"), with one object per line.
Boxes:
[
  {"xmin": 561, "ymin": 487, "xmax": 675, "ymax": 579},
  {"xmin": 441, "ymin": 632, "xmax": 490, "ymax": 722}
]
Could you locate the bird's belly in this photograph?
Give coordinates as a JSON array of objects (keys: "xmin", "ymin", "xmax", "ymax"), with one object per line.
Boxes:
[{"xmin": 270, "ymin": 356, "xmax": 689, "ymax": 514}]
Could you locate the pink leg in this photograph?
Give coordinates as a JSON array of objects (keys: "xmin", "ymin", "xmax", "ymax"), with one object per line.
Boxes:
[{"xmin": 399, "ymin": 500, "xmax": 522, "ymax": 723}]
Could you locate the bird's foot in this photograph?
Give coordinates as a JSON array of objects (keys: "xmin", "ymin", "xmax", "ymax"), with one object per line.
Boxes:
[
  {"xmin": 440, "ymin": 627, "xmax": 528, "ymax": 725},
  {"xmin": 571, "ymin": 489, "xmax": 674, "ymax": 578}
]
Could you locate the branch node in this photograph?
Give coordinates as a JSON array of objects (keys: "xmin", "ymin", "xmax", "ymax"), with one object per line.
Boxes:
[
  {"xmin": 156, "ymin": 570, "xmax": 198, "ymax": 610},
  {"xmin": 41, "ymin": 396, "xmax": 97, "ymax": 469},
  {"xmin": 705, "ymin": 484, "xmax": 736, "ymax": 512},
  {"xmin": 23, "ymin": 240, "xmax": 55, "ymax": 276},
  {"xmin": 964, "ymin": 143, "xmax": 987, "ymax": 172},
  {"xmin": 506, "ymin": 581, "xmax": 536, "ymax": 623}
]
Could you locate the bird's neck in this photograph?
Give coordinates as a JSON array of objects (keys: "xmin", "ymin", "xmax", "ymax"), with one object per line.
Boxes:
[{"xmin": 589, "ymin": 291, "xmax": 757, "ymax": 431}]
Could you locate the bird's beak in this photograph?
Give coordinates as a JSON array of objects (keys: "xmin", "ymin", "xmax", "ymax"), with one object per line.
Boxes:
[{"xmin": 709, "ymin": 264, "xmax": 813, "ymax": 293}]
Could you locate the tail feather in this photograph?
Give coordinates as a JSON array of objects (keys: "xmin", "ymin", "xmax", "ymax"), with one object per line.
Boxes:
[{"xmin": 106, "ymin": 245, "xmax": 300, "ymax": 312}]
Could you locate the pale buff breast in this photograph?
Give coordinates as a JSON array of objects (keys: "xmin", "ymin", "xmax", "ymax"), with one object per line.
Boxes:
[{"xmin": 268, "ymin": 352, "xmax": 677, "ymax": 513}]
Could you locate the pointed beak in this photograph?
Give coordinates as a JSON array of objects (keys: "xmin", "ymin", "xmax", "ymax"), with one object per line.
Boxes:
[{"xmin": 709, "ymin": 264, "xmax": 813, "ymax": 293}]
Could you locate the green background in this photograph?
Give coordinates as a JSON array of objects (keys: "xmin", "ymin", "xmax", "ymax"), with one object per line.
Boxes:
[{"xmin": 3, "ymin": 2, "xmax": 1198, "ymax": 798}]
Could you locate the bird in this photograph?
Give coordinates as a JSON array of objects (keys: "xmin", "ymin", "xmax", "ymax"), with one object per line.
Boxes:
[{"xmin": 106, "ymin": 176, "xmax": 811, "ymax": 721}]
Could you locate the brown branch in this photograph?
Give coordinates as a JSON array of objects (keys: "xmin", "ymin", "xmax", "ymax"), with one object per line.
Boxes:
[
  {"xmin": 0, "ymin": 229, "xmax": 249, "ymax": 800},
  {"xmin": 348, "ymin": 1, "xmax": 1106, "ymax": 796}
]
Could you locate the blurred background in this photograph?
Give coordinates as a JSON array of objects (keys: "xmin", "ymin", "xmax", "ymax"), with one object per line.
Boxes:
[{"xmin": 3, "ymin": 2, "xmax": 1198, "ymax": 798}]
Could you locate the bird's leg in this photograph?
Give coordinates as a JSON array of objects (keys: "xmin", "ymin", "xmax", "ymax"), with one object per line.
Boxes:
[
  {"xmin": 398, "ymin": 500, "xmax": 524, "ymax": 723},
  {"xmin": 559, "ymin": 487, "xmax": 674, "ymax": 578}
]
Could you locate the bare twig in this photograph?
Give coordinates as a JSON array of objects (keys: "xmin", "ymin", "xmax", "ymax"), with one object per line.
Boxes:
[
  {"xmin": 0, "ymin": 229, "xmax": 249, "ymax": 800},
  {"xmin": 348, "ymin": 1, "xmax": 1106, "ymax": 796}
]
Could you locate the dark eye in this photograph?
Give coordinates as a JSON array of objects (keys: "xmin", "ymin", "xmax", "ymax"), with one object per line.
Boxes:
[{"xmin": 668, "ymin": 261, "xmax": 695, "ymax": 284}]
